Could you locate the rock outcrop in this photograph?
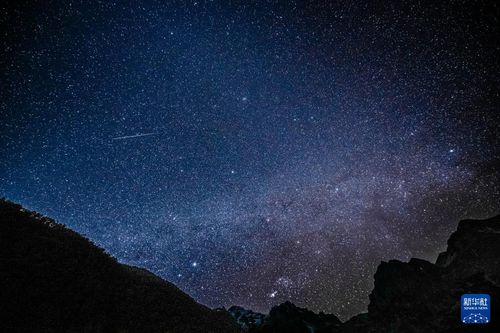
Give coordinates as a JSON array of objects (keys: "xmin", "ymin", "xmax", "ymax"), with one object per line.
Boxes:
[
  {"xmin": 229, "ymin": 301, "xmax": 341, "ymax": 333},
  {"xmin": 228, "ymin": 306, "xmax": 266, "ymax": 332},
  {"xmin": 230, "ymin": 215, "xmax": 500, "ymax": 333},
  {"xmin": 342, "ymin": 215, "xmax": 500, "ymax": 332}
]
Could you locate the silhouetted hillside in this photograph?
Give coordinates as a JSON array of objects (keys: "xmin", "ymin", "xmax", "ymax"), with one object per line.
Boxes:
[
  {"xmin": 0, "ymin": 199, "xmax": 240, "ymax": 333},
  {"xmin": 2, "ymin": 198, "xmax": 499, "ymax": 332}
]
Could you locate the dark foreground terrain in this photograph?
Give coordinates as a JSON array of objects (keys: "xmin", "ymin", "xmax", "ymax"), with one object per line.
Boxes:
[
  {"xmin": 1, "ymin": 198, "xmax": 499, "ymax": 332},
  {"xmin": 230, "ymin": 214, "xmax": 500, "ymax": 333},
  {"xmin": 0, "ymin": 199, "xmax": 239, "ymax": 333}
]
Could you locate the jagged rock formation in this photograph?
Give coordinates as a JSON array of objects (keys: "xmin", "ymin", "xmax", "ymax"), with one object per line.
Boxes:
[
  {"xmin": 229, "ymin": 301, "xmax": 341, "ymax": 333},
  {"xmin": 228, "ymin": 306, "xmax": 266, "ymax": 331},
  {"xmin": 231, "ymin": 215, "xmax": 500, "ymax": 333},
  {"xmin": 263, "ymin": 301, "xmax": 342, "ymax": 333},
  {"xmin": 0, "ymin": 199, "xmax": 240, "ymax": 333},
  {"xmin": 342, "ymin": 215, "xmax": 500, "ymax": 333}
]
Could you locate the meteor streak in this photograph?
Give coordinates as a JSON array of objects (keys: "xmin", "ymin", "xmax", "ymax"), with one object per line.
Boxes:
[{"xmin": 111, "ymin": 132, "xmax": 158, "ymax": 141}]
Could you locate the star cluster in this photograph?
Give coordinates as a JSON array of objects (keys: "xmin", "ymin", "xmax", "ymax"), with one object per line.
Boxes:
[{"xmin": 1, "ymin": 1, "xmax": 499, "ymax": 320}]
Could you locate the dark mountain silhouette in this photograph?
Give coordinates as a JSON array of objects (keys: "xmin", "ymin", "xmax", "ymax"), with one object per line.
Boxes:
[
  {"xmin": 348, "ymin": 215, "xmax": 500, "ymax": 333},
  {"xmin": 230, "ymin": 215, "xmax": 500, "ymax": 332},
  {"xmin": 2, "ymin": 198, "xmax": 499, "ymax": 332},
  {"xmin": 228, "ymin": 306, "xmax": 267, "ymax": 331},
  {"xmin": 229, "ymin": 301, "xmax": 341, "ymax": 333},
  {"xmin": 0, "ymin": 199, "xmax": 239, "ymax": 333}
]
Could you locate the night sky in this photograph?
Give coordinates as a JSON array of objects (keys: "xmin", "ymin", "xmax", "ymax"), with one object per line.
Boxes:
[{"xmin": 1, "ymin": 0, "xmax": 499, "ymax": 320}]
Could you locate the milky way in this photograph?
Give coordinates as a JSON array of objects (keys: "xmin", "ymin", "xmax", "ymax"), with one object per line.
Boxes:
[{"xmin": 1, "ymin": 1, "xmax": 499, "ymax": 320}]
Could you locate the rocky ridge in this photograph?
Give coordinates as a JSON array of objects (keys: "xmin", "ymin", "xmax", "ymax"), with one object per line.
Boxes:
[{"xmin": 230, "ymin": 215, "xmax": 500, "ymax": 332}]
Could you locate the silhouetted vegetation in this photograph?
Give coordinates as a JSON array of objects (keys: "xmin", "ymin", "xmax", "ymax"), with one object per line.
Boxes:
[{"xmin": 0, "ymin": 199, "xmax": 239, "ymax": 333}]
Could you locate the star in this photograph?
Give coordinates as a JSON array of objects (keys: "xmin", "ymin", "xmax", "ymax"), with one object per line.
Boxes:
[{"xmin": 1, "ymin": 0, "xmax": 498, "ymax": 322}]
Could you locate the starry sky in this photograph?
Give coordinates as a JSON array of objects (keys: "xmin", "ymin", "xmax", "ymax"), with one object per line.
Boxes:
[{"xmin": 1, "ymin": 0, "xmax": 499, "ymax": 320}]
